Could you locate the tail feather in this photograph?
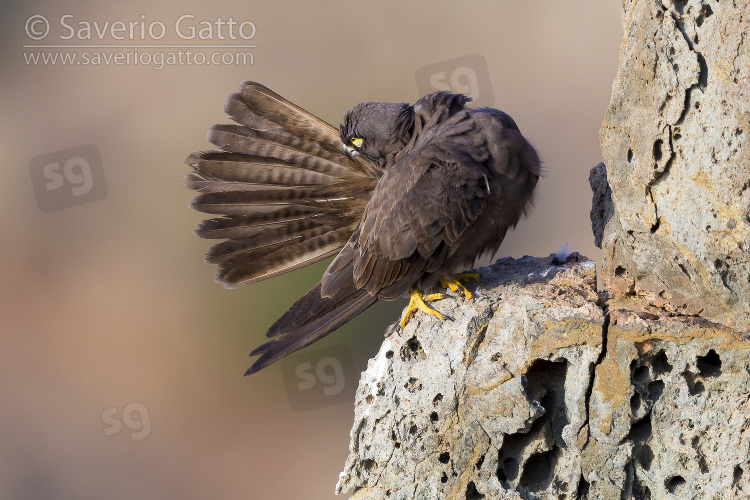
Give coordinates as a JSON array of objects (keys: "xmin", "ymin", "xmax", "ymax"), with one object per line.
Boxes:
[
  {"xmin": 224, "ymin": 96, "xmax": 347, "ymax": 166},
  {"xmin": 195, "ymin": 211, "xmax": 319, "ymax": 240},
  {"xmin": 186, "ymin": 83, "xmax": 380, "ymax": 288},
  {"xmin": 204, "ymin": 225, "xmax": 328, "ymax": 265},
  {"xmin": 229, "ymin": 83, "xmax": 338, "ymax": 142},
  {"xmin": 189, "ymin": 195, "xmax": 312, "ymax": 216},
  {"xmin": 185, "ymin": 174, "xmax": 300, "ymax": 194},
  {"xmin": 208, "ymin": 124, "xmax": 355, "ymax": 178},
  {"xmin": 219, "ymin": 227, "xmax": 353, "ymax": 287},
  {"xmin": 186, "ymin": 151, "xmax": 338, "ymax": 188},
  {"xmin": 228, "ymin": 82, "xmax": 357, "ymax": 165},
  {"xmin": 227, "ymin": 82, "xmax": 381, "ymax": 178},
  {"xmin": 245, "ymin": 283, "xmax": 377, "ymax": 375},
  {"xmin": 190, "ymin": 186, "xmax": 340, "ymax": 212}
]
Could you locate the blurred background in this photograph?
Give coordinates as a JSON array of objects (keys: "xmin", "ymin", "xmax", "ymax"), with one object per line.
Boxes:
[{"xmin": 0, "ymin": 1, "xmax": 620, "ymax": 498}]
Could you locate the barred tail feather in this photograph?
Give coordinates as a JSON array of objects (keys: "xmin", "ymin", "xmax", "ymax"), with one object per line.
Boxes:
[
  {"xmin": 186, "ymin": 83, "xmax": 380, "ymax": 288},
  {"xmin": 217, "ymin": 227, "xmax": 353, "ymax": 287}
]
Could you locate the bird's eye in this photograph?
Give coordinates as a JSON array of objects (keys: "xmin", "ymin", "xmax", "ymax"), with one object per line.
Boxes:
[{"xmin": 350, "ymin": 137, "xmax": 363, "ymax": 148}]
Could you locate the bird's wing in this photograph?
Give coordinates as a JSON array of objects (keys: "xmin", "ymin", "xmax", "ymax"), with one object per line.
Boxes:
[
  {"xmin": 344, "ymin": 109, "xmax": 541, "ymax": 299},
  {"xmin": 245, "ymin": 282, "xmax": 377, "ymax": 375},
  {"xmin": 321, "ymin": 130, "xmax": 494, "ymax": 299},
  {"xmin": 186, "ymin": 82, "xmax": 380, "ymax": 288}
]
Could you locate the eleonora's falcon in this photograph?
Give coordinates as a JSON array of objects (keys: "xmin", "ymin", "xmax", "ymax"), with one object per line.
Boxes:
[{"xmin": 185, "ymin": 82, "xmax": 540, "ymax": 375}]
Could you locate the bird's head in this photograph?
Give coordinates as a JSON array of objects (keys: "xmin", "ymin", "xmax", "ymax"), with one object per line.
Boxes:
[{"xmin": 339, "ymin": 101, "xmax": 415, "ymax": 170}]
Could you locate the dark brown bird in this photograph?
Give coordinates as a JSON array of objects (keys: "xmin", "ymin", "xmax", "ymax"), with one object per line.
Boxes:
[{"xmin": 186, "ymin": 82, "xmax": 540, "ymax": 375}]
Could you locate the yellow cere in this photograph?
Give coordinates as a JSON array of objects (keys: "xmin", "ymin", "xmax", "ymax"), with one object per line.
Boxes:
[{"xmin": 351, "ymin": 137, "xmax": 363, "ymax": 148}]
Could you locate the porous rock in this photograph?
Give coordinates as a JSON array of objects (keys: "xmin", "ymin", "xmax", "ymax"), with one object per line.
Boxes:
[
  {"xmin": 336, "ymin": 257, "xmax": 750, "ymax": 499},
  {"xmin": 583, "ymin": 296, "xmax": 750, "ymax": 499},
  {"xmin": 598, "ymin": 0, "xmax": 750, "ymax": 330},
  {"xmin": 337, "ymin": 255, "xmax": 605, "ymax": 499}
]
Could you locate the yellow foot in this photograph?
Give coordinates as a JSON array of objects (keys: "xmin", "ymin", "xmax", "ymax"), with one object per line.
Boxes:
[
  {"xmin": 440, "ymin": 273, "xmax": 480, "ymax": 300},
  {"xmin": 399, "ymin": 288, "xmax": 446, "ymax": 328}
]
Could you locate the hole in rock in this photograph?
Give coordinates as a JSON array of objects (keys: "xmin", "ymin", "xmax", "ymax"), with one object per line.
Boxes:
[
  {"xmin": 696, "ymin": 4, "xmax": 713, "ymax": 27},
  {"xmin": 631, "ymin": 393, "xmax": 642, "ymax": 414},
  {"xmin": 405, "ymin": 377, "xmax": 421, "ymax": 392},
  {"xmin": 653, "ymin": 139, "xmax": 663, "ymax": 161},
  {"xmin": 400, "ymin": 337, "xmax": 425, "ymax": 362},
  {"xmin": 626, "ymin": 412, "xmax": 653, "ymax": 443},
  {"xmin": 647, "ymin": 380, "xmax": 665, "ymax": 401},
  {"xmin": 672, "ymin": 0, "xmax": 687, "ymax": 13},
  {"xmin": 519, "ymin": 447, "xmax": 560, "ymax": 493},
  {"xmin": 496, "ymin": 456, "xmax": 519, "ymax": 484},
  {"xmin": 465, "ymin": 481, "xmax": 485, "ymax": 499},
  {"xmin": 665, "ymin": 475, "xmax": 686, "ymax": 494},
  {"xmin": 576, "ymin": 476, "xmax": 590, "ymax": 497},
  {"xmin": 697, "ymin": 349, "xmax": 721, "ymax": 377},
  {"xmin": 639, "ymin": 445, "xmax": 654, "ymax": 471},
  {"xmin": 652, "ymin": 350, "xmax": 673, "ymax": 374},
  {"xmin": 633, "ymin": 365, "xmax": 650, "ymax": 384},
  {"xmin": 683, "ymin": 371, "xmax": 705, "ymax": 396}
]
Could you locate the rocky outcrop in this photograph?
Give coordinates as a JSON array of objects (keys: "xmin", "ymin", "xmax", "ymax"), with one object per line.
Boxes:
[
  {"xmin": 336, "ymin": 257, "xmax": 750, "ymax": 499},
  {"xmin": 336, "ymin": 255, "xmax": 604, "ymax": 499},
  {"xmin": 598, "ymin": 0, "xmax": 750, "ymax": 331},
  {"xmin": 583, "ymin": 297, "xmax": 750, "ymax": 499}
]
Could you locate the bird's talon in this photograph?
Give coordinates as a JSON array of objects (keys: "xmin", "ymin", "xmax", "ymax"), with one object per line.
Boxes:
[
  {"xmin": 440, "ymin": 273, "xmax": 480, "ymax": 300},
  {"xmin": 399, "ymin": 287, "xmax": 447, "ymax": 328}
]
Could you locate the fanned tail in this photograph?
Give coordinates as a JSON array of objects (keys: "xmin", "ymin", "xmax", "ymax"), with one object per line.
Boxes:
[{"xmin": 186, "ymin": 82, "xmax": 380, "ymax": 288}]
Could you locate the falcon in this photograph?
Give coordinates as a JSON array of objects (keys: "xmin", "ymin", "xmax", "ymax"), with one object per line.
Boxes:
[{"xmin": 186, "ymin": 82, "xmax": 540, "ymax": 375}]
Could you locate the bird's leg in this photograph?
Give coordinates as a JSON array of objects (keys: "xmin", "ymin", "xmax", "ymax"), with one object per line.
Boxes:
[
  {"xmin": 399, "ymin": 287, "xmax": 446, "ymax": 328},
  {"xmin": 440, "ymin": 272, "xmax": 480, "ymax": 300}
]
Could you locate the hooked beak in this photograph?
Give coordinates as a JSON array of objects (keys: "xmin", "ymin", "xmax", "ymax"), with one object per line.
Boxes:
[{"xmin": 343, "ymin": 144, "xmax": 358, "ymax": 158}]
